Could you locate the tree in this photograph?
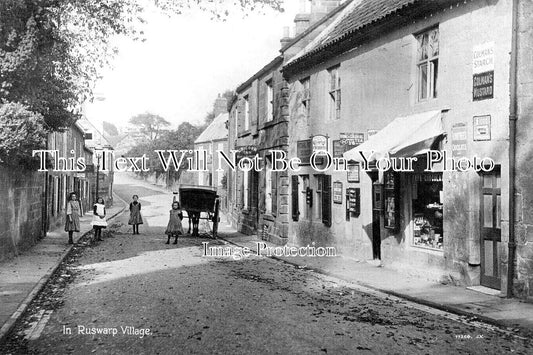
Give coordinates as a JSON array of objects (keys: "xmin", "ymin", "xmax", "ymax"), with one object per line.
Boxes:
[
  {"xmin": 129, "ymin": 112, "xmax": 171, "ymax": 141},
  {"xmin": 0, "ymin": 102, "xmax": 46, "ymax": 169},
  {"xmin": 0, "ymin": 0, "xmax": 283, "ymax": 131},
  {"xmin": 103, "ymin": 121, "xmax": 119, "ymax": 136},
  {"xmin": 125, "ymin": 121, "xmax": 202, "ymax": 180}
]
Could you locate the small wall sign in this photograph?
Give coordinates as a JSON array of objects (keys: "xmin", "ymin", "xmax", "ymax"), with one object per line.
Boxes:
[
  {"xmin": 347, "ymin": 163, "xmax": 360, "ymax": 183},
  {"xmin": 451, "ymin": 123, "xmax": 468, "ymax": 158},
  {"xmin": 473, "ymin": 115, "xmax": 491, "ymax": 141},
  {"xmin": 333, "ymin": 181, "xmax": 343, "ymax": 204}
]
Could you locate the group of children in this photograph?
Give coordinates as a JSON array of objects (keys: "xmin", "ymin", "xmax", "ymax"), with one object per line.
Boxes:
[{"xmin": 64, "ymin": 193, "xmax": 185, "ymax": 245}]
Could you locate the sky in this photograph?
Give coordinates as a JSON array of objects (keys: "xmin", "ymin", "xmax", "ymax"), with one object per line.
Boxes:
[{"xmin": 84, "ymin": 1, "xmax": 300, "ymax": 130}]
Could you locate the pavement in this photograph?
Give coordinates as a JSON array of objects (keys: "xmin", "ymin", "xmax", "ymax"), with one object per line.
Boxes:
[
  {"xmin": 216, "ymin": 221, "xmax": 533, "ymax": 333},
  {"xmin": 0, "ymin": 198, "xmax": 127, "ymax": 342}
]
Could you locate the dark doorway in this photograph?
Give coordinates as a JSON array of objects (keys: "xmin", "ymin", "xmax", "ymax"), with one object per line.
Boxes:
[
  {"xmin": 480, "ymin": 169, "xmax": 501, "ymax": 290},
  {"xmin": 371, "ymin": 174, "xmax": 382, "ymax": 260}
]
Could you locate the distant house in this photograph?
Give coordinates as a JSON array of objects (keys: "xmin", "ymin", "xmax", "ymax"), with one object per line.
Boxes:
[{"xmin": 194, "ymin": 98, "xmax": 229, "ymax": 208}]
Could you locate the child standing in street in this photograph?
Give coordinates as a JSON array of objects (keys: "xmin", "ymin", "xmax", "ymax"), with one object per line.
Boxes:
[
  {"xmin": 128, "ymin": 195, "xmax": 143, "ymax": 234},
  {"xmin": 165, "ymin": 201, "xmax": 184, "ymax": 244},
  {"xmin": 65, "ymin": 192, "xmax": 81, "ymax": 244},
  {"xmin": 92, "ymin": 197, "xmax": 107, "ymax": 241}
]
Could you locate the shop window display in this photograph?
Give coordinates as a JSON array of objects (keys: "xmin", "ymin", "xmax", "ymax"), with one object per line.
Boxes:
[{"xmin": 412, "ymin": 174, "xmax": 443, "ymax": 250}]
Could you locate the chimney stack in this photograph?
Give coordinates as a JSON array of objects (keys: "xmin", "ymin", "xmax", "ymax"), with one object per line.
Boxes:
[
  {"xmin": 293, "ymin": 0, "xmax": 341, "ymax": 36},
  {"xmin": 213, "ymin": 94, "xmax": 228, "ymax": 117}
]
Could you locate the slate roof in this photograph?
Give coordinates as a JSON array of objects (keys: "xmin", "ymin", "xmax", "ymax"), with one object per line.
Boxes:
[
  {"xmin": 320, "ymin": 0, "xmax": 416, "ymax": 46},
  {"xmin": 195, "ymin": 113, "xmax": 229, "ymax": 144},
  {"xmin": 285, "ymin": 0, "xmax": 421, "ymax": 68}
]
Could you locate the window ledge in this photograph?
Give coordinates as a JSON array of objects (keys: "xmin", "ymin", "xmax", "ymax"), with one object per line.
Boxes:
[
  {"xmin": 262, "ymin": 213, "xmax": 275, "ymax": 221},
  {"xmin": 238, "ymin": 130, "xmax": 251, "ymax": 138},
  {"xmin": 411, "ymin": 244, "xmax": 444, "ymax": 254}
]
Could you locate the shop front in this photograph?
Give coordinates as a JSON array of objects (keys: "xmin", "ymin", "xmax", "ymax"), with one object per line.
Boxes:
[{"xmin": 344, "ymin": 110, "xmax": 449, "ymax": 279}]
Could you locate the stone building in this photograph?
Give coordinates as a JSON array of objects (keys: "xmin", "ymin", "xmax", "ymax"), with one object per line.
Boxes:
[
  {"xmin": 0, "ymin": 121, "xmax": 94, "ymax": 262},
  {"xmin": 281, "ymin": 0, "xmax": 533, "ymax": 298},
  {"xmin": 194, "ymin": 111, "xmax": 229, "ymax": 208},
  {"xmin": 46, "ymin": 122, "xmax": 94, "ymax": 231},
  {"xmin": 226, "ymin": 0, "xmax": 347, "ymax": 240}
]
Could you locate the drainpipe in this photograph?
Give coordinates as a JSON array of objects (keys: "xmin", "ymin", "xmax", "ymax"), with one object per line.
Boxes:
[{"xmin": 507, "ymin": 0, "xmax": 519, "ymax": 298}]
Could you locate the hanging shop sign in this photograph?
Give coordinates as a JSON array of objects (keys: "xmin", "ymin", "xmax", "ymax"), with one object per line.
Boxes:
[
  {"xmin": 236, "ymin": 145, "xmax": 258, "ymax": 159},
  {"xmin": 472, "ymin": 42, "xmax": 494, "ymax": 101},
  {"xmin": 297, "ymin": 139, "xmax": 313, "ymax": 165},
  {"xmin": 451, "ymin": 123, "xmax": 467, "ymax": 158},
  {"xmin": 473, "ymin": 115, "xmax": 491, "ymax": 141},
  {"xmin": 347, "ymin": 163, "xmax": 360, "ymax": 183},
  {"xmin": 333, "ymin": 181, "xmax": 343, "ymax": 204}
]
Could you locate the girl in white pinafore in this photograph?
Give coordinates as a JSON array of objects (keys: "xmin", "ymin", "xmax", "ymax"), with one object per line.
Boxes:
[{"xmin": 92, "ymin": 197, "xmax": 108, "ymax": 241}]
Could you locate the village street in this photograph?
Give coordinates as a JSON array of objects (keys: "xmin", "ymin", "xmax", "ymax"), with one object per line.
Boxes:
[{"xmin": 0, "ymin": 174, "xmax": 531, "ymax": 355}]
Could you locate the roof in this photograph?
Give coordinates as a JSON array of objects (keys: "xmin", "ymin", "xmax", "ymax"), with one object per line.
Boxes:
[
  {"xmin": 195, "ymin": 113, "xmax": 229, "ymax": 144},
  {"xmin": 280, "ymin": 0, "xmax": 354, "ymax": 53},
  {"xmin": 236, "ymin": 56, "xmax": 283, "ymax": 94},
  {"xmin": 284, "ymin": 0, "xmax": 456, "ymax": 75}
]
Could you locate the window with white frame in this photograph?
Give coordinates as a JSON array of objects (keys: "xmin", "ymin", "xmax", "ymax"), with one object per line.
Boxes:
[
  {"xmin": 328, "ymin": 66, "xmax": 341, "ymax": 120},
  {"xmin": 266, "ymin": 80, "xmax": 274, "ymax": 122},
  {"xmin": 301, "ymin": 77, "xmax": 310, "ymax": 120},
  {"xmin": 244, "ymin": 95, "xmax": 250, "ymax": 131},
  {"xmin": 416, "ymin": 27, "xmax": 439, "ymax": 101}
]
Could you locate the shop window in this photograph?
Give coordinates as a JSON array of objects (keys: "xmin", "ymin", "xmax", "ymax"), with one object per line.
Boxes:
[
  {"xmin": 383, "ymin": 171, "xmax": 400, "ymax": 231},
  {"xmin": 328, "ymin": 66, "xmax": 341, "ymax": 120},
  {"xmin": 416, "ymin": 27, "xmax": 439, "ymax": 101},
  {"xmin": 266, "ymin": 80, "xmax": 274, "ymax": 122},
  {"xmin": 412, "ymin": 173, "xmax": 443, "ymax": 250}
]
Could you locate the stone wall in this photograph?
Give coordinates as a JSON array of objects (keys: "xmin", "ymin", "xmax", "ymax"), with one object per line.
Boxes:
[
  {"xmin": 0, "ymin": 168, "xmax": 44, "ymax": 262},
  {"xmin": 512, "ymin": 0, "xmax": 533, "ymax": 300}
]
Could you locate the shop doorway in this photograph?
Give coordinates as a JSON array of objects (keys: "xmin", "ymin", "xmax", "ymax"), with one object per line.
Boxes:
[
  {"xmin": 371, "ymin": 177, "xmax": 382, "ymax": 260},
  {"xmin": 480, "ymin": 169, "xmax": 501, "ymax": 290}
]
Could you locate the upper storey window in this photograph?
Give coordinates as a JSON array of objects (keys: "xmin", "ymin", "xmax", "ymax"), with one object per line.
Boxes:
[{"xmin": 416, "ymin": 27, "xmax": 439, "ymax": 101}]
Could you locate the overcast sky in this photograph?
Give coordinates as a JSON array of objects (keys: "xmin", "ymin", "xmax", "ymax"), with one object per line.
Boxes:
[{"xmin": 84, "ymin": 1, "xmax": 299, "ymax": 130}]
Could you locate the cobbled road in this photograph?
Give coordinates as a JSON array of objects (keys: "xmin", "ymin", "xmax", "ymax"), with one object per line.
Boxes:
[{"xmin": 1, "ymin": 174, "xmax": 532, "ymax": 354}]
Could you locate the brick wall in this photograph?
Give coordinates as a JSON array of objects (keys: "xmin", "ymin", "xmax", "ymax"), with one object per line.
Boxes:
[{"xmin": 0, "ymin": 168, "xmax": 44, "ymax": 262}]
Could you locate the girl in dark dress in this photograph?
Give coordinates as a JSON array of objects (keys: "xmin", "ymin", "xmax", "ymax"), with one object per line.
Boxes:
[
  {"xmin": 128, "ymin": 195, "xmax": 143, "ymax": 234},
  {"xmin": 165, "ymin": 201, "xmax": 184, "ymax": 244},
  {"xmin": 65, "ymin": 192, "xmax": 82, "ymax": 244}
]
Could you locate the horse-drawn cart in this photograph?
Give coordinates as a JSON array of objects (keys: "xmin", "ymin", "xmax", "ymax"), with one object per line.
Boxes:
[{"xmin": 173, "ymin": 185, "xmax": 220, "ymax": 238}]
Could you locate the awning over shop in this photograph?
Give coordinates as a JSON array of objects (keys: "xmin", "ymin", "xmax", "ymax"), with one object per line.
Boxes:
[{"xmin": 343, "ymin": 110, "xmax": 444, "ymax": 162}]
